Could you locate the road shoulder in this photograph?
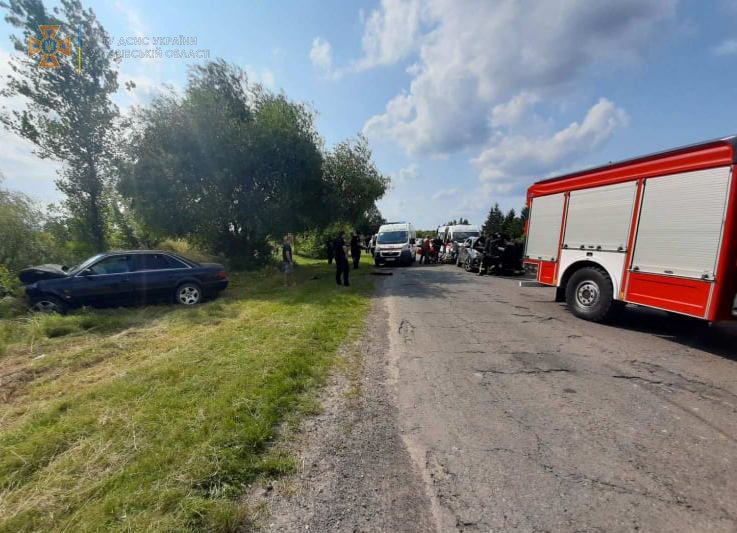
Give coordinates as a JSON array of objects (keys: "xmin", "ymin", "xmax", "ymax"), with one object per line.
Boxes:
[{"xmin": 253, "ymin": 296, "xmax": 435, "ymax": 532}]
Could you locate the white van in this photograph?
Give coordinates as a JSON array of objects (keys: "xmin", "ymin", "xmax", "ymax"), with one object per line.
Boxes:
[
  {"xmin": 446, "ymin": 224, "xmax": 480, "ymax": 243},
  {"xmin": 374, "ymin": 222, "xmax": 417, "ymax": 266},
  {"xmin": 445, "ymin": 224, "xmax": 481, "ymax": 260}
]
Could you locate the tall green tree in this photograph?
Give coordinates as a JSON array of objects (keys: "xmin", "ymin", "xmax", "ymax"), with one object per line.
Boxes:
[
  {"xmin": 323, "ymin": 135, "xmax": 389, "ymax": 228},
  {"xmin": 1, "ymin": 0, "xmax": 119, "ymax": 251},
  {"xmin": 354, "ymin": 204, "xmax": 386, "ymax": 236},
  {"xmin": 0, "ymin": 177, "xmax": 56, "ymax": 271},
  {"xmin": 119, "ymin": 61, "xmax": 329, "ymax": 267},
  {"xmin": 481, "ymin": 204, "xmax": 527, "ymax": 239},
  {"xmin": 482, "ymin": 203, "xmax": 505, "ymax": 235}
]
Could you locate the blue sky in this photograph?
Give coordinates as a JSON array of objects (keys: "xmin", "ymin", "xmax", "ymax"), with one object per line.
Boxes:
[{"xmin": 2, "ymin": 0, "xmax": 737, "ymax": 229}]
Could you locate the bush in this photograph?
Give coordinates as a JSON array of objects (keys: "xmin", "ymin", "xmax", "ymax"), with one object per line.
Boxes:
[
  {"xmin": 294, "ymin": 223, "xmax": 354, "ymax": 259},
  {"xmin": 0, "ymin": 296, "xmax": 26, "ymax": 319},
  {"xmin": 0, "ymin": 265, "xmax": 17, "ymax": 297},
  {"xmin": 157, "ymin": 238, "xmax": 222, "ymax": 265}
]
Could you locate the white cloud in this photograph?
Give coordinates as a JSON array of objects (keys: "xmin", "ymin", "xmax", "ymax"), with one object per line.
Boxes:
[
  {"xmin": 311, "ymin": 0, "xmax": 424, "ymax": 78},
  {"xmin": 241, "ymin": 66, "xmax": 276, "ymax": 89},
  {"xmin": 113, "ymin": 1, "xmax": 162, "ymax": 67},
  {"xmin": 394, "ymin": 162, "xmax": 419, "ymax": 185},
  {"xmin": 457, "ymin": 182, "xmax": 524, "ymax": 219},
  {"xmin": 309, "ymin": 37, "xmax": 340, "ymax": 79},
  {"xmin": 115, "ymin": 0, "xmax": 146, "ymax": 39},
  {"xmin": 355, "ymin": 0, "xmax": 424, "ymax": 70},
  {"xmin": 0, "ymin": 133, "xmax": 62, "ymax": 202},
  {"xmin": 712, "ymin": 38, "xmax": 737, "ymax": 56},
  {"xmin": 490, "ymin": 91, "xmax": 540, "ymax": 128},
  {"xmin": 432, "ymin": 187, "xmax": 458, "ymax": 200},
  {"xmin": 473, "ymin": 98, "xmax": 629, "ymax": 189},
  {"xmin": 261, "ymin": 69, "xmax": 276, "ymax": 88},
  {"xmin": 362, "ymin": 0, "xmax": 675, "ymax": 155}
]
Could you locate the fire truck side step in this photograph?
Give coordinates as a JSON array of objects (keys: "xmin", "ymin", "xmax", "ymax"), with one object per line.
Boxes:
[{"xmin": 519, "ymin": 281, "xmax": 548, "ymax": 288}]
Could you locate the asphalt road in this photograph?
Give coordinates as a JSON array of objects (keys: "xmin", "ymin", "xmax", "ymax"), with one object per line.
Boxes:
[{"xmin": 381, "ymin": 263, "xmax": 737, "ymax": 532}]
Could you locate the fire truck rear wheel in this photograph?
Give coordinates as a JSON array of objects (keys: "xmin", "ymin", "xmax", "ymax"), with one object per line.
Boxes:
[{"xmin": 565, "ymin": 267, "xmax": 614, "ymax": 322}]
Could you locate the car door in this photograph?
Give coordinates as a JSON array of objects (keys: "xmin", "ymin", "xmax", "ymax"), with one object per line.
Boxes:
[
  {"xmin": 130, "ymin": 253, "xmax": 185, "ymax": 303},
  {"xmin": 73, "ymin": 254, "xmax": 136, "ymax": 306},
  {"xmin": 460, "ymin": 238, "xmax": 470, "ymax": 262}
]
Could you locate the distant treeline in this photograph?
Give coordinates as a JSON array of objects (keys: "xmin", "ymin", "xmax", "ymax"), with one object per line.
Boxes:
[{"xmin": 415, "ymin": 206, "xmax": 528, "ymax": 240}]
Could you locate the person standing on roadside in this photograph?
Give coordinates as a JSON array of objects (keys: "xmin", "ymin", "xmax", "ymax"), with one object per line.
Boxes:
[
  {"xmin": 432, "ymin": 236, "xmax": 444, "ymax": 263},
  {"xmin": 350, "ymin": 232, "xmax": 362, "ymax": 269},
  {"xmin": 334, "ymin": 231, "xmax": 350, "ymax": 286},
  {"xmin": 420, "ymin": 236, "xmax": 431, "ymax": 264},
  {"xmin": 326, "ymin": 236, "xmax": 334, "ymax": 265},
  {"xmin": 282, "ymin": 234, "xmax": 295, "ymax": 287}
]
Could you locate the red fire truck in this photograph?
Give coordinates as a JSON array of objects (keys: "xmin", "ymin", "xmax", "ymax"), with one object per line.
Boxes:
[{"xmin": 523, "ymin": 136, "xmax": 737, "ymax": 323}]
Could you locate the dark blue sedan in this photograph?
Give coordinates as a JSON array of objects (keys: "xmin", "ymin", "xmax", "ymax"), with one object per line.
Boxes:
[{"xmin": 20, "ymin": 251, "xmax": 228, "ymax": 313}]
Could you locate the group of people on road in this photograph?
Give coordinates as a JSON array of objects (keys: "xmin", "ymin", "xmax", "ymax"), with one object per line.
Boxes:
[
  {"xmin": 281, "ymin": 229, "xmax": 522, "ymax": 289},
  {"xmin": 417, "ymin": 235, "xmax": 445, "ymax": 264},
  {"xmin": 413, "ymin": 231, "xmax": 522, "ymax": 274}
]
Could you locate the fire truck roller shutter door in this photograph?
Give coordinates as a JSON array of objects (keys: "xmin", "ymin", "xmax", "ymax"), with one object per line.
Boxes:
[
  {"xmin": 564, "ymin": 181, "xmax": 637, "ymax": 253},
  {"xmin": 631, "ymin": 166, "xmax": 731, "ymax": 280},
  {"xmin": 525, "ymin": 193, "xmax": 565, "ymax": 262},
  {"xmin": 558, "ymin": 181, "xmax": 638, "ymax": 299}
]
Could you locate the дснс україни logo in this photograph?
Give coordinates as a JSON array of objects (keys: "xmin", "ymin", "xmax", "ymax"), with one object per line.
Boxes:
[{"xmin": 28, "ymin": 25, "xmax": 71, "ymax": 68}]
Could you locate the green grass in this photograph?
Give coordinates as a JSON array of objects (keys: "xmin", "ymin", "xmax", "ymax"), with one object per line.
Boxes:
[{"xmin": 0, "ymin": 256, "xmax": 373, "ymax": 532}]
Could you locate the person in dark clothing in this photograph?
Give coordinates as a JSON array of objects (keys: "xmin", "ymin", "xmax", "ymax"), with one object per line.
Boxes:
[
  {"xmin": 480, "ymin": 233, "xmax": 503, "ymax": 275},
  {"xmin": 420, "ymin": 237, "xmax": 431, "ymax": 264},
  {"xmin": 334, "ymin": 231, "xmax": 350, "ymax": 286},
  {"xmin": 282, "ymin": 235, "xmax": 295, "ymax": 287},
  {"xmin": 326, "ymin": 237, "xmax": 334, "ymax": 265},
  {"xmin": 350, "ymin": 233, "xmax": 361, "ymax": 269},
  {"xmin": 432, "ymin": 237, "xmax": 444, "ymax": 263}
]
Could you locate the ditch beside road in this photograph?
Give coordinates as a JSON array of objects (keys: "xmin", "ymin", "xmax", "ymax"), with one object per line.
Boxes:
[{"xmin": 265, "ymin": 263, "xmax": 737, "ymax": 532}]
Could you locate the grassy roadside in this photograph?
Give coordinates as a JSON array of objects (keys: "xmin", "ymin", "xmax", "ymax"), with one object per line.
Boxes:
[{"xmin": 0, "ymin": 255, "xmax": 374, "ymax": 532}]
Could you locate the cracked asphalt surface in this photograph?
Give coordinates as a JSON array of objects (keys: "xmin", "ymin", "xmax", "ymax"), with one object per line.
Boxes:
[{"xmin": 384, "ymin": 264, "xmax": 737, "ymax": 531}]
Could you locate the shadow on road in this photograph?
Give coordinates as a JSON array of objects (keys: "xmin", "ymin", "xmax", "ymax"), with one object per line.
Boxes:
[
  {"xmin": 378, "ymin": 263, "xmax": 737, "ymax": 363},
  {"xmin": 604, "ymin": 304, "xmax": 737, "ymax": 362}
]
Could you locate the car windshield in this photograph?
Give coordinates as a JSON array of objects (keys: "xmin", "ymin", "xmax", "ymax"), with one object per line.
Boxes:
[
  {"xmin": 452, "ymin": 231, "xmax": 479, "ymax": 241},
  {"xmin": 377, "ymin": 231, "xmax": 408, "ymax": 244},
  {"xmin": 67, "ymin": 254, "xmax": 105, "ymax": 276}
]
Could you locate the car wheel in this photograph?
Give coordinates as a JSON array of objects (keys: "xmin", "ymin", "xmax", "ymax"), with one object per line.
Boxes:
[
  {"xmin": 464, "ymin": 258, "xmax": 473, "ymax": 272},
  {"xmin": 31, "ymin": 295, "xmax": 67, "ymax": 314},
  {"xmin": 176, "ymin": 282, "xmax": 202, "ymax": 305},
  {"xmin": 565, "ymin": 267, "xmax": 614, "ymax": 322}
]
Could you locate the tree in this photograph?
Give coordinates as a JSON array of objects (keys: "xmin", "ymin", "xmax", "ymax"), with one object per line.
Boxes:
[
  {"xmin": 354, "ymin": 204, "xmax": 386, "ymax": 236},
  {"xmin": 0, "ymin": 177, "xmax": 58, "ymax": 271},
  {"xmin": 1, "ymin": 0, "xmax": 120, "ymax": 252},
  {"xmin": 502, "ymin": 208, "xmax": 516, "ymax": 235},
  {"xmin": 119, "ymin": 61, "xmax": 330, "ymax": 268},
  {"xmin": 323, "ymin": 135, "xmax": 389, "ymax": 228},
  {"xmin": 481, "ymin": 204, "xmax": 527, "ymax": 239},
  {"xmin": 482, "ymin": 203, "xmax": 505, "ymax": 235}
]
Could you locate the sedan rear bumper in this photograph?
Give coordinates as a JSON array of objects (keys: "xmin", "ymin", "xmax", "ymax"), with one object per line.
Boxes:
[{"xmin": 204, "ymin": 280, "xmax": 228, "ymax": 295}]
